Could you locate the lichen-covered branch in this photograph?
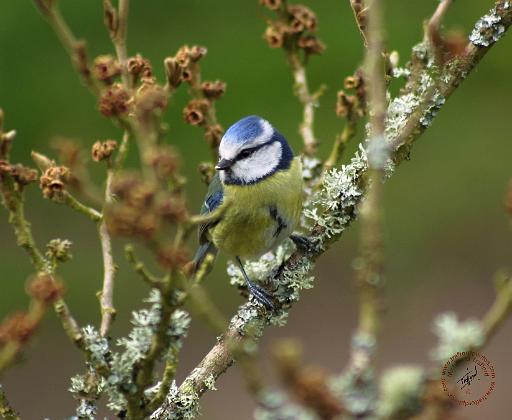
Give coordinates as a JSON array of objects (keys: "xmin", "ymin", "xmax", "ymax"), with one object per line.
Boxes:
[
  {"xmin": 153, "ymin": 2, "xmax": 512, "ymax": 417},
  {"xmin": 0, "ymin": 385, "xmax": 19, "ymax": 420}
]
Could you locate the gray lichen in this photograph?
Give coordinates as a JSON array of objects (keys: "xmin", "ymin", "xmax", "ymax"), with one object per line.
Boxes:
[
  {"xmin": 75, "ymin": 399, "xmax": 97, "ymax": 419},
  {"xmin": 71, "ymin": 290, "xmax": 191, "ymax": 414},
  {"xmin": 203, "ymin": 374, "xmax": 217, "ymax": 391},
  {"xmin": 377, "ymin": 366, "xmax": 424, "ymax": 419},
  {"xmin": 430, "ymin": 312, "xmax": 484, "ymax": 362},
  {"xmin": 329, "ymin": 332, "xmax": 378, "ymax": 417},
  {"xmin": 150, "ymin": 382, "xmax": 200, "ymax": 420},
  {"xmin": 82, "ymin": 325, "xmax": 110, "ymax": 366},
  {"xmin": 304, "ymin": 146, "xmax": 367, "ymax": 244},
  {"xmin": 470, "ymin": 7, "xmax": 506, "ymax": 47},
  {"xmin": 254, "ymin": 390, "xmax": 317, "ymax": 420}
]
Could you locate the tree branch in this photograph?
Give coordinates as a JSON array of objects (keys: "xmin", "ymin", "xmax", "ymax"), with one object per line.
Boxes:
[
  {"xmin": 152, "ymin": 2, "xmax": 512, "ymax": 417},
  {"xmin": 0, "ymin": 385, "xmax": 19, "ymax": 420},
  {"xmin": 99, "ymin": 167, "xmax": 116, "ymax": 337}
]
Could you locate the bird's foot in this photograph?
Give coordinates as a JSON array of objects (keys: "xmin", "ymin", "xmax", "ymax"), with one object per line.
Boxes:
[
  {"xmin": 247, "ymin": 281, "xmax": 275, "ymax": 310},
  {"xmin": 290, "ymin": 233, "xmax": 320, "ymax": 253}
]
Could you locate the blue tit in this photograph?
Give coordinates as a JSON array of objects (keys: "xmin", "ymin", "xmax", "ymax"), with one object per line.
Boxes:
[{"xmin": 193, "ymin": 115, "xmax": 304, "ymax": 309}]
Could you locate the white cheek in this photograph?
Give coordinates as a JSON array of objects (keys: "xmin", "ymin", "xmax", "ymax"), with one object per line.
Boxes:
[{"xmin": 232, "ymin": 142, "xmax": 282, "ymax": 183}]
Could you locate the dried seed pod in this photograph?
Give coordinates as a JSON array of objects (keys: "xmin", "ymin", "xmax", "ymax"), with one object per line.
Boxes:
[
  {"xmin": 92, "ymin": 139, "xmax": 118, "ymax": 162},
  {"xmin": 164, "ymin": 57, "xmax": 183, "ymax": 88},
  {"xmin": 189, "ymin": 45, "xmax": 207, "ymax": 62},
  {"xmin": 93, "ymin": 54, "xmax": 121, "ymax": 83},
  {"xmin": 297, "ymin": 35, "xmax": 325, "ymax": 55},
  {"xmin": 99, "ymin": 84, "xmax": 130, "ymax": 117},
  {"xmin": 288, "ymin": 5, "xmax": 317, "ymax": 31},
  {"xmin": 201, "ymin": 80, "xmax": 226, "ymax": 100},
  {"xmin": 39, "ymin": 166, "xmax": 71, "ymax": 199},
  {"xmin": 9, "ymin": 164, "xmax": 38, "ymax": 186},
  {"xmin": 175, "ymin": 45, "xmax": 192, "ymax": 68},
  {"xmin": 127, "ymin": 54, "xmax": 153, "ymax": 81},
  {"xmin": 135, "ymin": 84, "xmax": 168, "ymax": 122},
  {"xmin": 336, "ymin": 90, "xmax": 357, "ymax": 119},
  {"xmin": 265, "ymin": 24, "xmax": 287, "ymax": 48},
  {"xmin": 183, "ymin": 99, "xmax": 210, "ymax": 126},
  {"xmin": 260, "ymin": 0, "xmax": 282, "ymax": 11}
]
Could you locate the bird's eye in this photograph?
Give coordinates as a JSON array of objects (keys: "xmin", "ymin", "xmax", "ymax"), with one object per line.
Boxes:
[{"xmin": 238, "ymin": 148, "xmax": 253, "ymax": 159}]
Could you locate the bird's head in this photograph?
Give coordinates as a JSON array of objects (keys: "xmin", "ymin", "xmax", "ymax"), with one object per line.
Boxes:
[{"xmin": 215, "ymin": 115, "xmax": 294, "ymax": 185}]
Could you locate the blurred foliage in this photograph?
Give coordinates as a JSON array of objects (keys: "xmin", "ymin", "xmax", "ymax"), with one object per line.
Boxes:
[{"xmin": 0, "ymin": 1, "xmax": 511, "ymax": 417}]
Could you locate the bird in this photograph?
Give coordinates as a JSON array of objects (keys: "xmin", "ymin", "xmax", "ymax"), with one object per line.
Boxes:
[{"xmin": 193, "ymin": 115, "xmax": 304, "ymax": 309}]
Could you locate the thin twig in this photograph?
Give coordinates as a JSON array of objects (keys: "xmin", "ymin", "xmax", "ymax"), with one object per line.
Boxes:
[
  {"xmin": 63, "ymin": 191, "xmax": 102, "ymax": 222},
  {"xmin": 115, "ymin": 0, "xmax": 130, "ymax": 88},
  {"xmin": 99, "ymin": 168, "xmax": 116, "ymax": 337},
  {"xmin": 37, "ymin": 2, "xmax": 99, "ymax": 94},
  {"xmin": 323, "ymin": 121, "xmax": 357, "ymax": 171},
  {"xmin": 427, "ymin": 0, "xmax": 454, "ymax": 65},
  {"xmin": 125, "ymin": 244, "xmax": 163, "ymax": 288},
  {"xmin": 287, "ymin": 52, "xmax": 323, "ymax": 157},
  {"xmin": 350, "ymin": 0, "xmax": 369, "ymax": 46},
  {"xmin": 481, "ymin": 274, "xmax": 512, "ymax": 343},
  {"xmin": 356, "ymin": 0, "xmax": 387, "ymax": 338}
]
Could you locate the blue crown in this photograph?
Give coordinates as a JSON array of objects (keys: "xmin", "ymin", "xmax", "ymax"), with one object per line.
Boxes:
[{"xmin": 223, "ymin": 115, "xmax": 270, "ymax": 145}]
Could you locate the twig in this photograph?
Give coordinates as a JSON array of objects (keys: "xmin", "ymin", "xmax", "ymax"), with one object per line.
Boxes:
[
  {"xmin": 53, "ymin": 299, "xmax": 84, "ymax": 348},
  {"xmin": 98, "ymin": 168, "xmax": 116, "ymax": 337},
  {"xmin": 114, "ymin": 0, "xmax": 130, "ymax": 88},
  {"xmin": 0, "ymin": 300, "xmax": 47, "ymax": 374},
  {"xmin": 0, "ymin": 178, "xmax": 46, "ymax": 272},
  {"xmin": 0, "ymin": 385, "xmax": 19, "ymax": 420},
  {"xmin": 153, "ymin": 2, "xmax": 512, "ymax": 416},
  {"xmin": 125, "ymin": 244, "xmax": 163, "ymax": 288},
  {"xmin": 114, "ymin": 130, "xmax": 130, "ymax": 170},
  {"xmin": 481, "ymin": 274, "xmax": 512, "ymax": 343},
  {"xmin": 350, "ymin": 0, "xmax": 369, "ymax": 46},
  {"xmin": 36, "ymin": 1, "xmax": 99, "ymax": 94},
  {"xmin": 99, "ymin": 0, "xmax": 133, "ymax": 335},
  {"xmin": 287, "ymin": 52, "xmax": 323, "ymax": 157},
  {"xmin": 323, "ymin": 121, "xmax": 357, "ymax": 171},
  {"xmin": 427, "ymin": 0, "xmax": 454, "ymax": 64},
  {"xmin": 63, "ymin": 191, "xmax": 102, "ymax": 222},
  {"xmin": 357, "ymin": 0, "xmax": 387, "ymax": 338}
]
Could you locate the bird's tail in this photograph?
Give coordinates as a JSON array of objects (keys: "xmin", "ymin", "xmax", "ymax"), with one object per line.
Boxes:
[{"xmin": 191, "ymin": 241, "xmax": 218, "ymax": 276}]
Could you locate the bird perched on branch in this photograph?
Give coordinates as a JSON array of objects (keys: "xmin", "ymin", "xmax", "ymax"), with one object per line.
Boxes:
[{"xmin": 193, "ymin": 115, "xmax": 305, "ymax": 309}]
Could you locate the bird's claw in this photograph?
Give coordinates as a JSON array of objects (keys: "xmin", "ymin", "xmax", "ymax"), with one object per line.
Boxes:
[
  {"xmin": 290, "ymin": 234, "xmax": 319, "ymax": 253},
  {"xmin": 247, "ymin": 282, "xmax": 275, "ymax": 310}
]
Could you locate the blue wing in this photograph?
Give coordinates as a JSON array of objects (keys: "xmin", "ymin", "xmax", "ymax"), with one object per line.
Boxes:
[{"xmin": 193, "ymin": 173, "xmax": 223, "ymax": 273}]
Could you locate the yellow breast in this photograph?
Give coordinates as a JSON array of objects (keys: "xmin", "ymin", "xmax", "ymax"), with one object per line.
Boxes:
[{"xmin": 210, "ymin": 158, "xmax": 303, "ymax": 259}]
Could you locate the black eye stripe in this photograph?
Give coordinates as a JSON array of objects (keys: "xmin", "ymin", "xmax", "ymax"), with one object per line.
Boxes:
[{"xmin": 235, "ymin": 141, "xmax": 272, "ymax": 161}]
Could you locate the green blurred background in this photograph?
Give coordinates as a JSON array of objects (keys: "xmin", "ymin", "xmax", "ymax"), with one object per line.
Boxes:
[{"xmin": 0, "ymin": 1, "xmax": 511, "ymax": 418}]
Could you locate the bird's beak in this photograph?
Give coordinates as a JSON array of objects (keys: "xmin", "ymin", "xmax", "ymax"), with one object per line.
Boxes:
[{"xmin": 215, "ymin": 158, "xmax": 234, "ymax": 170}]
